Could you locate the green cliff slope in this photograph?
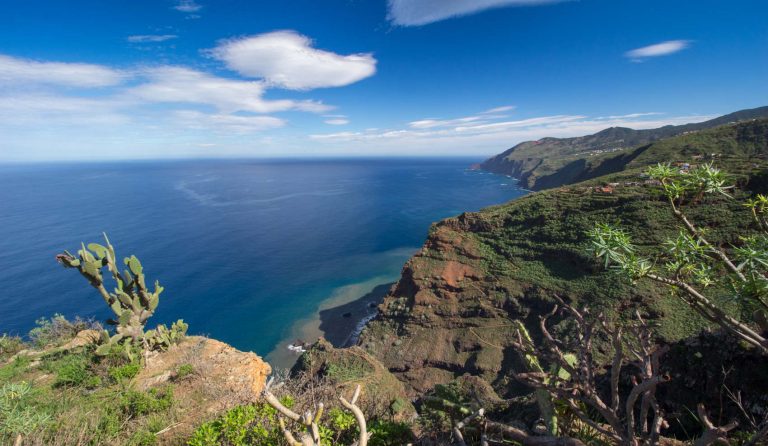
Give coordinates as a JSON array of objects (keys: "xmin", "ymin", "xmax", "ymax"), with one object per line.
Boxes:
[
  {"xmin": 361, "ymin": 118, "xmax": 768, "ymax": 398},
  {"xmin": 480, "ymin": 106, "xmax": 768, "ymax": 190}
]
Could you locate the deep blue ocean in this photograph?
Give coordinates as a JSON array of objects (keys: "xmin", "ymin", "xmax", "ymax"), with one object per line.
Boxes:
[{"xmin": 0, "ymin": 158, "xmax": 526, "ymax": 359}]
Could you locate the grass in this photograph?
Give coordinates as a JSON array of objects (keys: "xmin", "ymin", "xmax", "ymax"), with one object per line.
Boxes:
[
  {"xmin": 0, "ymin": 317, "xmax": 180, "ymax": 446},
  {"xmin": 0, "ymin": 355, "xmax": 178, "ymax": 445}
]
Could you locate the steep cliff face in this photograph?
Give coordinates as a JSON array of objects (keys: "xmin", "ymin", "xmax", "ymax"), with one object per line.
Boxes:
[
  {"xmin": 481, "ymin": 107, "xmax": 768, "ymax": 190},
  {"xmin": 358, "ymin": 183, "xmax": 758, "ymax": 397}
]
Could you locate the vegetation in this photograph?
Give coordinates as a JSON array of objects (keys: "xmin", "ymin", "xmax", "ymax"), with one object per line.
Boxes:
[
  {"xmin": 0, "ymin": 320, "xmax": 180, "ymax": 445},
  {"xmin": 589, "ymin": 163, "xmax": 768, "ymax": 353},
  {"xmin": 188, "ymin": 376, "xmax": 413, "ymax": 446},
  {"xmin": 481, "ymin": 107, "xmax": 768, "ymax": 190},
  {"xmin": 56, "ymin": 234, "xmax": 187, "ymax": 360},
  {"xmin": 4, "ymin": 116, "xmax": 768, "ymax": 444},
  {"xmin": 28, "ymin": 314, "xmax": 101, "ymax": 349},
  {"xmin": 0, "ymin": 238, "xmax": 193, "ymax": 445}
]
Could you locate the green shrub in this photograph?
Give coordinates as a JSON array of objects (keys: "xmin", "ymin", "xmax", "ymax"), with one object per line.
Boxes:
[
  {"xmin": 50, "ymin": 354, "xmax": 100, "ymax": 388},
  {"xmin": 29, "ymin": 314, "xmax": 99, "ymax": 348},
  {"xmin": 0, "ymin": 356, "xmax": 31, "ymax": 382},
  {"xmin": 0, "ymin": 335, "xmax": 25, "ymax": 361},
  {"xmin": 187, "ymin": 422, "xmax": 219, "ymax": 446},
  {"xmin": 187, "ymin": 398, "xmax": 294, "ymax": 446},
  {"xmin": 120, "ymin": 387, "xmax": 174, "ymax": 417},
  {"xmin": 323, "ymin": 356, "xmax": 375, "ymax": 382},
  {"xmin": 128, "ymin": 429, "xmax": 157, "ymax": 446},
  {"xmin": 186, "ymin": 396, "xmax": 411, "ymax": 446},
  {"xmin": 175, "ymin": 363, "xmax": 195, "ymax": 380},
  {"xmin": 369, "ymin": 420, "xmax": 414, "ymax": 446},
  {"xmin": 109, "ymin": 363, "xmax": 141, "ymax": 383},
  {"xmin": 324, "ymin": 407, "xmax": 358, "ymax": 445},
  {"xmin": 94, "ymin": 406, "xmax": 123, "ymax": 439},
  {"xmin": 0, "ymin": 382, "xmax": 50, "ymax": 438}
]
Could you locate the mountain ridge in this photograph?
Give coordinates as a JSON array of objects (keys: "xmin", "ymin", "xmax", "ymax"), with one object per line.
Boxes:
[{"xmin": 480, "ymin": 106, "xmax": 768, "ymax": 190}]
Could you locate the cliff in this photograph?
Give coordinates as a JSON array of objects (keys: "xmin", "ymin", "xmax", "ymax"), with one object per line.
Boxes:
[
  {"xmin": 480, "ymin": 106, "xmax": 768, "ymax": 190},
  {"xmin": 359, "ymin": 118, "xmax": 768, "ymax": 404}
]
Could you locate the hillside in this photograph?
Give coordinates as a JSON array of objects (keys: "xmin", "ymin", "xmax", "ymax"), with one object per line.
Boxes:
[
  {"xmin": 356, "ymin": 117, "xmax": 768, "ymax": 432},
  {"xmin": 480, "ymin": 106, "xmax": 768, "ymax": 190}
]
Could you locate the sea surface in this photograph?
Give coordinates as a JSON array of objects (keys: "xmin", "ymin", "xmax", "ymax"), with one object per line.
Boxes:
[{"xmin": 0, "ymin": 158, "xmax": 526, "ymax": 363}]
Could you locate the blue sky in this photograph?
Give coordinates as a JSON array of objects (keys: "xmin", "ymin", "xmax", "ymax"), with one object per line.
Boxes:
[{"xmin": 2, "ymin": 0, "xmax": 767, "ymax": 161}]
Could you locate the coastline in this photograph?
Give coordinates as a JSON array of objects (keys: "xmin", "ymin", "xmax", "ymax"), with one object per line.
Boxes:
[{"xmin": 266, "ymin": 277, "xmax": 396, "ymax": 370}]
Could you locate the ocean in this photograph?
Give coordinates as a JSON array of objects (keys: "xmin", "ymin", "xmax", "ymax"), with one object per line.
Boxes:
[{"xmin": 0, "ymin": 158, "xmax": 526, "ymax": 366}]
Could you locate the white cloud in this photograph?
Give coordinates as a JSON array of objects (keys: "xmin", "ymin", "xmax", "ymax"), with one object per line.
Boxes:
[
  {"xmin": 174, "ymin": 0, "xmax": 202, "ymax": 12},
  {"xmin": 597, "ymin": 112, "xmax": 663, "ymax": 120},
  {"xmin": 128, "ymin": 66, "xmax": 331, "ymax": 114},
  {"xmin": 481, "ymin": 105, "xmax": 515, "ymax": 114},
  {"xmin": 387, "ymin": 0, "xmax": 564, "ymax": 26},
  {"xmin": 209, "ymin": 31, "xmax": 377, "ymax": 90},
  {"xmin": 127, "ymin": 34, "xmax": 178, "ymax": 43},
  {"xmin": 406, "ymin": 106, "xmax": 517, "ymax": 129},
  {"xmin": 172, "ymin": 110, "xmax": 285, "ymax": 133},
  {"xmin": 310, "ymin": 112, "xmax": 715, "ymax": 155},
  {"xmin": 625, "ymin": 40, "xmax": 691, "ymax": 60},
  {"xmin": 0, "ymin": 93, "xmax": 131, "ymax": 127},
  {"xmin": 409, "ymin": 115, "xmax": 484, "ymax": 129},
  {"xmin": 0, "ymin": 54, "xmax": 125, "ymax": 88},
  {"xmin": 324, "ymin": 118, "xmax": 350, "ymax": 125}
]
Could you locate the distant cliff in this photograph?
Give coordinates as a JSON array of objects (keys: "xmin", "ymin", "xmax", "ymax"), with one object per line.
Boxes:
[{"xmin": 480, "ymin": 106, "xmax": 768, "ymax": 190}]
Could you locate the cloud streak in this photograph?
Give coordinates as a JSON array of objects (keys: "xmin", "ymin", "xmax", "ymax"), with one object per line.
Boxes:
[
  {"xmin": 625, "ymin": 40, "xmax": 691, "ymax": 60},
  {"xmin": 174, "ymin": 0, "xmax": 202, "ymax": 13},
  {"xmin": 0, "ymin": 54, "xmax": 126, "ymax": 88},
  {"xmin": 310, "ymin": 110, "xmax": 715, "ymax": 155},
  {"xmin": 209, "ymin": 31, "xmax": 377, "ymax": 90},
  {"xmin": 387, "ymin": 0, "xmax": 565, "ymax": 26},
  {"xmin": 127, "ymin": 34, "xmax": 178, "ymax": 43}
]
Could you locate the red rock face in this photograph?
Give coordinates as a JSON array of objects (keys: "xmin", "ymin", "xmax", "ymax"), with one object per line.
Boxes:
[
  {"xmin": 440, "ymin": 260, "xmax": 478, "ymax": 289},
  {"xmin": 359, "ymin": 215, "xmax": 522, "ymax": 397}
]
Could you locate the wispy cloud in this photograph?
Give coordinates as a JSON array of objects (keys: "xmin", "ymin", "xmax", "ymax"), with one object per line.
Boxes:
[
  {"xmin": 172, "ymin": 110, "xmax": 286, "ymax": 133},
  {"xmin": 387, "ymin": 0, "xmax": 565, "ymax": 26},
  {"xmin": 310, "ymin": 111, "xmax": 715, "ymax": 155},
  {"xmin": 127, "ymin": 34, "xmax": 178, "ymax": 43},
  {"xmin": 174, "ymin": 0, "xmax": 202, "ymax": 13},
  {"xmin": 127, "ymin": 66, "xmax": 331, "ymax": 114},
  {"xmin": 625, "ymin": 40, "xmax": 691, "ymax": 61},
  {"xmin": 407, "ymin": 106, "xmax": 516, "ymax": 129},
  {"xmin": 596, "ymin": 112, "xmax": 663, "ymax": 120},
  {"xmin": 323, "ymin": 115, "xmax": 350, "ymax": 125},
  {"xmin": 209, "ymin": 31, "xmax": 377, "ymax": 90},
  {"xmin": 0, "ymin": 54, "xmax": 126, "ymax": 87},
  {"xmin": 481, "ymin": 105, "xmax": 515, "ymax": 114},
  {"xmin": 409, "ymin": 115, "xmax": 485, "ymax": 129}
]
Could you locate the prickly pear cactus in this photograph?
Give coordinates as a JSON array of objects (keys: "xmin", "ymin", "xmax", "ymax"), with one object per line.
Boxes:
[
  {"xmin": 57, "ymin": 233, "xmax": 185, "ymax": 358},
  {"xmin": 145, "ymin": 320, "xmax": 188, "ymax": 351}
]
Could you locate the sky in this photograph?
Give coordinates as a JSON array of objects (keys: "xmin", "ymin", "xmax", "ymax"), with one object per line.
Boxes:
[{"xmin": 1, "ymin": 0, "xmax": 767, "ymax": 161}]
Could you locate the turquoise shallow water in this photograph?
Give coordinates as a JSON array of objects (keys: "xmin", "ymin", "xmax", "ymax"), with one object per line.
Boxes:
[{"xmin": 0, "ymin": 158, "xmax": 526, "ymax": 356}]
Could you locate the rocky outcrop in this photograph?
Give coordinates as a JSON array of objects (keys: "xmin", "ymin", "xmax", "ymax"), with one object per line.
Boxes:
[
  {"xmin": 135, "ymin": 336, "xmax": 271, "ymax": 443},
  {"xmin": 138, "ymin": 335, "xmax": 271, "ymax": 405}
]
